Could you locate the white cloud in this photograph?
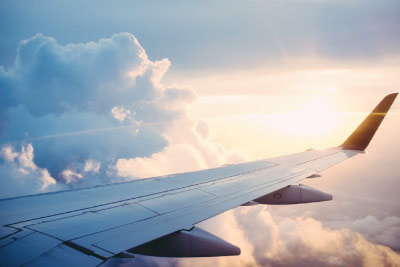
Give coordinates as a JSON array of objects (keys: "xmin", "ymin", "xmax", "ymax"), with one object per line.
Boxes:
[
  {"xmin": 1, "ymin": 145, "xmax": 18, "ymax": 162},
  {"xmin": 83, "ymin": 159, "xmax": 101, "ymax": 174},
  {"xmin": 183, "ymin": 207, "xmax": 400, "ymax": 267},
  {"xmin": 0, "ymin": 32, "xmax": 249, "ymax": 196},
  {"xmin": 59, "ymin": 169, "xmax": 83, "ymax": 184},
  {"xmin": 328, "ymin": 215, "xmax": 400, "ymax": 250},
  {"xmin": 114, "ymin": 117, "xmax": 251, "ymax": 179},
  {"xmin": 109, "ymin": 207, "xmax": 400, "ymax": 267},
  {"xmin": 111, "ymin": 106, "xmax": 132, "ymax": 122},
  {"xmin": 0, "ymin": 144, "xmax": 60, "ymax": 198},
  {"xmin": 115, "ymin": 144, "xmax": 209, "ymax": 178},
  {"xmin": 235, "ymin": 207, "xmax": 400, "ymax": 267}
]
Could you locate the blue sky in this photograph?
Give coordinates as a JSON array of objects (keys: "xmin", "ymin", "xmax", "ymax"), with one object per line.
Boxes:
[
  {"xmin": 1, "ymin": 0, "xmax": 400, "ymax": 71},
  {"xmin": 1, "ymin": 1, "xmax": 400, "ymax": 266}
]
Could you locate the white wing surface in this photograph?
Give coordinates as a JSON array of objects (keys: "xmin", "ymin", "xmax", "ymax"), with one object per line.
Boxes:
[{"xmin": 0, "ymin": 93, "xmax": 397, "ymax": 266}]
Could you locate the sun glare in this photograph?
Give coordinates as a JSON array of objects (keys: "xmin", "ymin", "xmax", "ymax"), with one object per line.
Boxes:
[
  {"xmin": 269, "ymin": 94, "xmax": 340, "ymax": 137},
  {"xmin": 325, "ymin": 85, "xmax": 336, "ymax": 94}
]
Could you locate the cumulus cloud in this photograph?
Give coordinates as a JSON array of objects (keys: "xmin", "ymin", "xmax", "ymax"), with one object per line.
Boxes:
[
  {"xmin": 0, "ymin": 32, "xmax": 247, "ymax": 197},
  {"xmin": 230, "ymin": 207, "xmax": 400, "ymax": 267},
  {"xmin": 260, "ymin": 191, "xmax": 400, "ymax": 252},
  {"xmin": 111, "ymin": 106, "xmax": 132, "ymax": 122},
  {"xmin": 327, "ymin": 215, "xmax": 400, "ymax": 251},
  {"xmin": 115, "ymin": 144, "xmax": 209, "ymax": 178},
  {"xmin": 0, "ymin": 143, "xmax": 62, "ymax": 198},
  {"xmin": 83, "ymin": 158, "xmax": 101, "ymax": 174},
  {"xmin": 104, "ymin": 207, "xmax": 400, "ymax": 267}
]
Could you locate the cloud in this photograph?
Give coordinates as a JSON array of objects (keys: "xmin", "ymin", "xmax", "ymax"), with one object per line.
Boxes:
[
  {"xmin": 0, "ymin": 143, "xmax": 62, "ymax": 198},
  {"xmin": 177, "ymin": 207, "xmax": 400, "ymax": 267},
  {"xmin": 105, "ymin": 207, "xmax": 400, "ymax": 267},
  {"xmin": 0, "ymin": 32, "xmax": 248, "ymax": 197},
  {"xmin": 111, "ymin": 106, "xmax": 132, "ymax": 122},
  {"xmin": 2, "ymin": 0, "xmax": 400, "ymax": 70},
  {"xmin": 228, "ymin": 207, "xmax": 400, "ymax": 267},
  {"xmin": 83, "ymin": 158, "xmax": 101, "ymax": 174},
  {"xmin": 115, "ymin": 144, "xmax": 209, "ymax": 178},
  {"xmin": 327, "ymin": 215, "xmax": 400, "ymax": 251}
]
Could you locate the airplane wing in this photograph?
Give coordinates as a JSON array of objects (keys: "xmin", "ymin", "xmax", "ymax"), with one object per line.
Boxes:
[{"xmin": 0, "ymin": 93, "xmax": 397, "ymax": 267}]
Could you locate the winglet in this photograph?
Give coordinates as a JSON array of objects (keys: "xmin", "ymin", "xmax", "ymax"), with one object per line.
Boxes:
[{"xmin": 341, "ymin": 93, "xmax": 398, "ymax": 151}]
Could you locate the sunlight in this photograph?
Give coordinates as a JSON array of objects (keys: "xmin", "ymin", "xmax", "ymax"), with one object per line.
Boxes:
[
  {"xmin": 325, "ymin": 85, "xmax": 336, "ymax": 94},
  {"xmin": 190, "ymin": 65, "xmax": 400, "ymax": 158},
  {"xmin": 268, "ymin": 94, "xmax": 340, "ymax": 137}
]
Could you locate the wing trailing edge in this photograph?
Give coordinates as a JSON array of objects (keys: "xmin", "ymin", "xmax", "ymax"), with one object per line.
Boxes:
[{"xmin": 341, "ymin": 93, "xmax": 398, "ymax": 151}]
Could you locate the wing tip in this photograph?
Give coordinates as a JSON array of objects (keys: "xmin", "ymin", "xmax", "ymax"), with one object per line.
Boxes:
[
  {"xmin": 341, "ymin": 93, "xmax": 398, "ymax": 151},
  {"xmin": 381, "ymin": 92, "xmax": 398, "ymax": 103}
]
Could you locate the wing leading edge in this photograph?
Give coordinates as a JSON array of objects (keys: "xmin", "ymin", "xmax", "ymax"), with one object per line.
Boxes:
[{"xmin": 0, "ymin": 93, "xmax": 397, "ymax": 266}]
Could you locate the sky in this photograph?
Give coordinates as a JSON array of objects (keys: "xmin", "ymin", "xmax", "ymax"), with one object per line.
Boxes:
[{"xmin": 1, "ymin": 1, "xmax": 400, "ymax": 266}]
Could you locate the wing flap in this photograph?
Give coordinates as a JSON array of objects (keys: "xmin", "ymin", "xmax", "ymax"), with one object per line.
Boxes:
[
  {"xmin": 24, "ymin": 244, "xmax": 102, "ymax": 267},
  {"xmin": 0, "ymin": 232, "xmax": 61, "ymax": 267},
  {"xmin": 138, "ymin": 189, "xmax": 216, "ymax": 214},
  {"xmin": 26, "ymin": 203, "xmax": 157, "ymax": 241}
]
